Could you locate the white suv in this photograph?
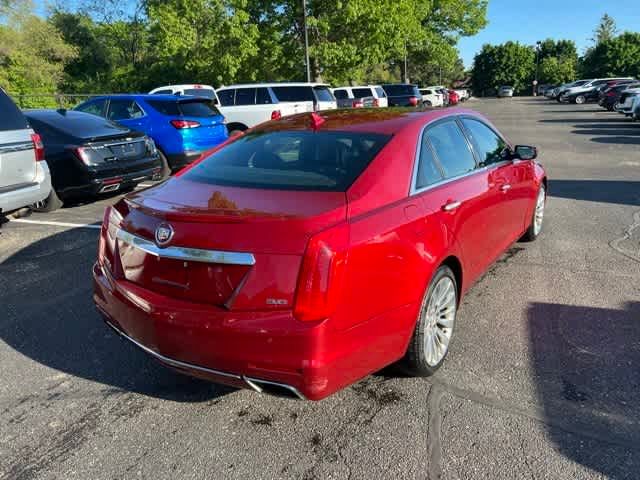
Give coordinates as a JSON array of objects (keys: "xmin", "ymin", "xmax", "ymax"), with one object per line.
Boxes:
[
  {"xmin": 215, "ymin": 83, "xmax": 337, "ymax": 135},
  {"xmin": 419, "ymin": 88, "xmax": 444, "ymax": 107},
  {"xmin": 0, "ymin": 88, "xmax": 51, "ymax": 215}
]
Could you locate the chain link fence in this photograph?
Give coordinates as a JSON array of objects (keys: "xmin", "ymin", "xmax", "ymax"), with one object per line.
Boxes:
[{"xmin": 10, "ymin": 93, "xmax": 110, "ymax": 109}]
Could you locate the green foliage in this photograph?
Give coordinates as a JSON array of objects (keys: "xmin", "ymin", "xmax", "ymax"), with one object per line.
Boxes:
[
  {"xmin": 581, "ymin": 32, "xmax": 640, "ymax": 79},
  {"xmin": 539, "ymin": 57, "xmax": 576, "ymax": 85},
  {"xmin": 471, "ymin": 41, "xmax": 535, "ymax": 96},
  {"xmin": 0, "ymin": 6, "xmax": 77, "ymax": 107}
]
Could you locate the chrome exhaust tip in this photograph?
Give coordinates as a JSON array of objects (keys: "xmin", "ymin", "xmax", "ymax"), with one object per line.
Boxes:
[
  {"xmin": 99, "ymin": 183, "xmax": 121, "ymax": 193},
  {"xmin": 243, "ymin": 376, "xmax": 306, "ymax": 400}
]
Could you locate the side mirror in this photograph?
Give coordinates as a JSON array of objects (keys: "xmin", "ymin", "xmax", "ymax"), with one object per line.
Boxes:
[{"xmin": 514, "ymin": 145, "xmax": 537, "ymax": 161}]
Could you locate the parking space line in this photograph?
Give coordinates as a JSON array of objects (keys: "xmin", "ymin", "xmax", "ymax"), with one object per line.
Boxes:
[{"xmin": 9, "ymin": 218, "xmax": 101, "ymax": 230}]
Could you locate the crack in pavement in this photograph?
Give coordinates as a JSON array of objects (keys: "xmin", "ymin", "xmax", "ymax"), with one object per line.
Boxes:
[
  {"xmin": 426, "ymin": 384, "xmax": 445, "ymax": 480},
  {"xmin": 610, "ymin": 210, "xmax": 640, "ymax": 263}
]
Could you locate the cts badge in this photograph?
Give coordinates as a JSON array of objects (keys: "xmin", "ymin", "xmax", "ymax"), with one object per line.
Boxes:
[{"xmin": 155, "ymin": 223, "xmax": 174, "ymax": 247}]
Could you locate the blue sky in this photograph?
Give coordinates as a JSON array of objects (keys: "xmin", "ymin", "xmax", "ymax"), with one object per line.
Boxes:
[{"xmin": 459, "ymin": 0, "xmax": 640, "ymax": 68}]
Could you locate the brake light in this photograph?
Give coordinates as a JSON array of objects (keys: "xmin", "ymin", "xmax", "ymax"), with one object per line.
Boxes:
[
  {"xmin": 352, "ymin": 99, "xmax": 364, "ymax": 108},
  {"xmin": 606, "ymin": 91, "xmax": 616, "ymax": 97},
  {"xmin": 294, "ymin": 224, "xmax": 349, "ymax": 322},
  {"xmin": 373, "ymin": 98, "xmax": 380, "ymax": 107},
  {"xmin": 409, "ymin": 96, "xmax": 418, "ymax": 107},
  {"xmin": 170, "ymin": 119, "xmax": 200, "ymax": 129},
  {"xmin": 31, "ymin": 133, "xmax": 45, "ymax": 161},
  {"xmin": 271, "ymin": 110, "xmax": 282, "ymax": 120},
  {"xmin": 74, "ymin": 147, "xmax": 91, "ymax": 165}
]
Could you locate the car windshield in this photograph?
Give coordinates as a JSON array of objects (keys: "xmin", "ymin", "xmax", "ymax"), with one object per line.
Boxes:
[
  {"xmin": 147, "ymin": 99, "xmax": 220, "ymax": 117},
  {"xmin": 182, "ymin": 130, "xmax": 391, "ymax": 191},
  {"xmin": 183, "ymin": 88, "xmax": 215, "ymax": 99}
]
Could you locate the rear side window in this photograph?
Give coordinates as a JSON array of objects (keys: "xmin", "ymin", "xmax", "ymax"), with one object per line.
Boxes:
[
  {"xmin": 416, "ymin": 138, "xmax": 444, "ymax": 189},
  {"xmin": 183, "ymin": 88, "xmax": 215, "ymax": 99},
  {"xmin": 182, "ymin": 130, "xmax": 391, "ymax": 191},
  {"xmin": 107, "ymin": 99, "xmax": 144, "ymax": 120},
  {"xmin": 271, "ymin": 86, "xmax": 315, "ymax": 102},
  {"xmin": 352, "ymin": 88, "xmax": 372, "ymax": 98},
  {"xmin": 256, "ymin": 88, "xmax": 272, "ymax": 104},
  {"xmin": 333, "ymin": 89, "xmax": 349, "ymax": 99},
  {"xmin": 235, "ymin": 88, "xmax": 256, "ymax": 106},
  {"xmin": 461, "ymin": 118, "xmax": 508, "ymax": 167},
  {"xmin": 217, "ymin": 89, "xmax": 235, "ymax": 106},
  {"xmin": 375, "ymin": 87, "xmax": 386, "ymax": 98},
  {"xmin": 313, "ymin": 86, "xmax": 335, "ymax": 102},
  {"xmin": 147, "ymin": 100, "xmax": 220, "ymax": 117},
  {"xmin": 0, "ymin": 90, "xmax": 29, "ymax": 131},
  {"xmin": 425, "ymin": 120, "xmax": 476, "ymax": 179}
]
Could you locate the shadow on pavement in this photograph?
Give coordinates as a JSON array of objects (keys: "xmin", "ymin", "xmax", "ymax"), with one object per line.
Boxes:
[
  {"xmin": 0, "ymin": 227, "xmax": 232, "ymax": 402},
  {"xmin": 591, "ymin": 136, "xmax": 640, "ymax": 145},
  {"xmin": 528, "ymin": 302, "xmax": 640, "ymax": 478},
  {"xmin": 549, "ymin": 179, "xmax": 640, "ymax": 206}
]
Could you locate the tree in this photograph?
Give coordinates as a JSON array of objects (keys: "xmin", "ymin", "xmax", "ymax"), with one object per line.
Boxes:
[
  {"xmin": 0, "ymin": 5, "xmax": 76, "ymax": 106},
  {"xmin": 581, "ymin": 32, "xmax": 640, "ymax": 79},
  {"xmin": 539, "ymin": 57, "xmax": 576, "ymax": 85},
  {"xmin": 592, "ymin": 13, "xmax": 617, "ymax": 45},
  {"xmin": 471, "ymin": 41, "xmax": 535, "ymax": 96}
]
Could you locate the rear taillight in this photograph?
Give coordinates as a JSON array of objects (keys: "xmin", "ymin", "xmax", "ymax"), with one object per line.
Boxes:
[
  {"xmin": 74, "ymin": 147, "xmax": 91, "ymax": 165},
  {"xmin": 409, "ymin": 96, "xmax": 418, "ymax": 107},
  {"xmin": 31, "ymin": 133, "xmax": 44, "ymax": 161},
  {"xmin": 271, "ymin": 110, "xmax": 282, "ymax": 120},
  {"xmin": 606, "ymin": 91, "xmax": 616, "ymax": 97},
  {"xmin": 352, "ymin": 99, "xmax": 364, "ymax": 108},
  {"xmin": 170, "ymin": 119, "xmax": 200, "ymax": 129},
  {"xmin": 294, "ymin": 223, "xmax": 349, "ymax": 322},
  {"xmin": 373, "ymin": 98, "xmax": 380, "ymax": 107}
]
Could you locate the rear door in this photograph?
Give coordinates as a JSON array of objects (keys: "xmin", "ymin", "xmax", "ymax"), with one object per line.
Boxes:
[{"xmin": 0, "ymin": 89, "xmax": 36, "ymax": 189}]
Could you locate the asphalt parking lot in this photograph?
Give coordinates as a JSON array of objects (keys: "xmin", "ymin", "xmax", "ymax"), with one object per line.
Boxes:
[{"xmin": 1, "ymin": 98, "xmax": 639, "ymax": 480}]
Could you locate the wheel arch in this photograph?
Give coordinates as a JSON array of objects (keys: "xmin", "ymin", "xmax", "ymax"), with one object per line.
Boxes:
[{"xmin": 440, "ymin": 255, "xmax": 463, "ymax": 305}]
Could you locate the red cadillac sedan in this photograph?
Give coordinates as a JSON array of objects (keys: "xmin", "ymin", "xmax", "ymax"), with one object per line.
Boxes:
[{"xmin": 93, "ymin": 108, "xmax": 547, "ymax": 400}]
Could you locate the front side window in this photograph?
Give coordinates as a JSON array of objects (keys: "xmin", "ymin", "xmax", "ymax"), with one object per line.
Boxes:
[
  {"xmin": 374, "ymin": 87, "xmax": 386, "ymax": 98},
  {"xmin": 461, "ymin": 118, "xmax": 508, "ymax": 167},
  {"xmin": 107, "ymin": 99, "xmax": 144, "ymax": 120},
  {"xmin": 425, "ymin": 120, "xmax": 476, "ymax": 179},
  {"xmin": 235, "ymin": 88, "xmax": 256, "ymax": 106},
  {"xmin": 75, "ymin": 99, "xmax": 107, "ymax": 117},
  {"xmin": 182, "ymin": 130, "xmax": 391, "ymax": 191}
]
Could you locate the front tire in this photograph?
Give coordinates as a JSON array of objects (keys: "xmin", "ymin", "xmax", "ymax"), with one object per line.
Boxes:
[
  {"xmin": 575, "ymin": 95, "xmax": 586, "ymax": 105},
  {"xmin": 31, "ymin": 188, "xmax": 63, "ymax": 212},
  {"xmin": 403, "ymin": 266, "xmax": 458, "ymax": 376},
  {"xmin": 521, "ymin": 184, "xmax": 546, "ymax": 242}
]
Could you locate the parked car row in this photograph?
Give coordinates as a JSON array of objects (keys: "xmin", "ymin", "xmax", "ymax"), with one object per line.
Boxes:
[{"xmin": 540, "ymin": 77, "xmax": 640, "ymax": 121}]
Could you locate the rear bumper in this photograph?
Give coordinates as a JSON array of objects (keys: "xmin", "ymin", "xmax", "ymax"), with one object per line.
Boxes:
[
  {"xmin": 61, "ymin": 164, "xmax": 161, "ymax": 198},
  {"xmin": 93, "ymin": 261, "xmax": 408, "ymax": 400},
  {"xmin": 0, "ymin": 161, "xmax": 51, "ymax": 214}
]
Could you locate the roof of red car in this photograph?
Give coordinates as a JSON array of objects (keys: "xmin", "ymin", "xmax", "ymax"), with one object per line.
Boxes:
[{"xmin": 253, "ymin": 108, "xmax": 477, "ymax": 136}]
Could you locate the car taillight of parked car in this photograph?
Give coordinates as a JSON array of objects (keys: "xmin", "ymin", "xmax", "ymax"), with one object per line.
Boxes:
[
  {"xmin": 170, "ymin": 119, "xmax": 200, "ymax": 129},
  {"xmin": 30, "ymin": 133, "xmax": 45, "ymax": 161},
  {"xmin": 352, "ymin": 99, "xmax": 364, "ymax": 108},
  {"xmin": 373, "ymin": 98, "xmax": 380, "ymax": 107},
  {"xmin": 409, "ymin": 96, "xmax": 418, "ymax": 107},
  {"xmin": 74, "ymin": 146, "xmax": 91, "ymax": 165},
  {"xmin": 271, "ymin": 110, "xmax": 282, "ymax": 120},
  {"xmin": 293, "ymin": 223, "xmax": 349, "ymax": 322}
]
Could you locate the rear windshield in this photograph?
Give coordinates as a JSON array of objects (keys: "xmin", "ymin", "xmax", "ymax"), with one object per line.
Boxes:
[
  {"xmin": 182, "ymin": 130, "xmax": 391, "ymax": 191},
  {"xmin": 183, "ymin": 88, "xmax": 215, "ymax": 99},
  {"xmin": 313, "ymin": 86, "xmax": 335, "ymax": 102},
  {"xmin": 0, "ymin": 89, "xmax": 29, "ymax": 131},
  {"xmin": 271, "ymin": 86, "xmax": 315, "ymax": 102},
  {"xmin": 383, "ymin": 85, "xmax": 417, "ymax": 96},
  {"xmin": 352, "ymin": 88, "xmax": 372, "ymax": 98},
  {"xmin": 147, "ymin": 99, "xmax": 220, "ymax": 117}
]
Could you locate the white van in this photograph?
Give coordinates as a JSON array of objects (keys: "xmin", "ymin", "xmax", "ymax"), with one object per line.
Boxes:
[{"xmin": 215, "ymin": 83, "xmax": 337, "ymax": 135}]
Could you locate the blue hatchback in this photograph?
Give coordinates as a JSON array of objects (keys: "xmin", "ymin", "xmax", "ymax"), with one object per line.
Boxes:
[{"xmin": 74, "ymin": 94, "xmax": 228, "ymax": 172}]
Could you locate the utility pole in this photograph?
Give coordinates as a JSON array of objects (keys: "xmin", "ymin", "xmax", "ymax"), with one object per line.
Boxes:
[
  {"xmin": 303, "ymin": 0, "xmax": 311, "ymax": 82},
  {"xmin": 534, "ymin": 40, "xmax": 541, "ymax": 96},
  {"xmin": 403, "ymin": 41, "xmax": 408, "ymax": 83}
]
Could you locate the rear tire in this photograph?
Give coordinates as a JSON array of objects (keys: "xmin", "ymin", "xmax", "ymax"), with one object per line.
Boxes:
[
  {"xmin": 575, "ymin": 95, "xmax": 586, "ymax": 105},
  {"xmin": 158, "ymin": 151, "xmax": 171, "ymax": 180},
  {"xmin": 402, "ymin": 266, "xmax": 458, "ymax": 376},
  {"xmin": 31, "ymin": 188, "xmax": 63, "ymax": 213}
]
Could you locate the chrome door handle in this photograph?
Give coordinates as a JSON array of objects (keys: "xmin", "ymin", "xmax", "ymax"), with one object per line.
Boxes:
[
  {"xmin": 442, "ymin": 201, "xmax": 462, "ymax": 212},
  {"xmin": 500, "ymin": 184, "xmax": 512, "ymax": 192}
]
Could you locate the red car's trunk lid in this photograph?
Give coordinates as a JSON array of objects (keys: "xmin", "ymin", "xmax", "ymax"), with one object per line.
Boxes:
[{"xmin": 108, "ymin": 178, "xmax": 346, "ymax": 308}]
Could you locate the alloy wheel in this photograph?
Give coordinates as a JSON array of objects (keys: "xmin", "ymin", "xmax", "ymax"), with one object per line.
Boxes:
[
  {"xmin": 423, "ymin": 276, "xmax": 456, "ymax": 367},
  {"xmin": 533, "ymin": 185, "xmax": 546, "ymax": 235}
]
